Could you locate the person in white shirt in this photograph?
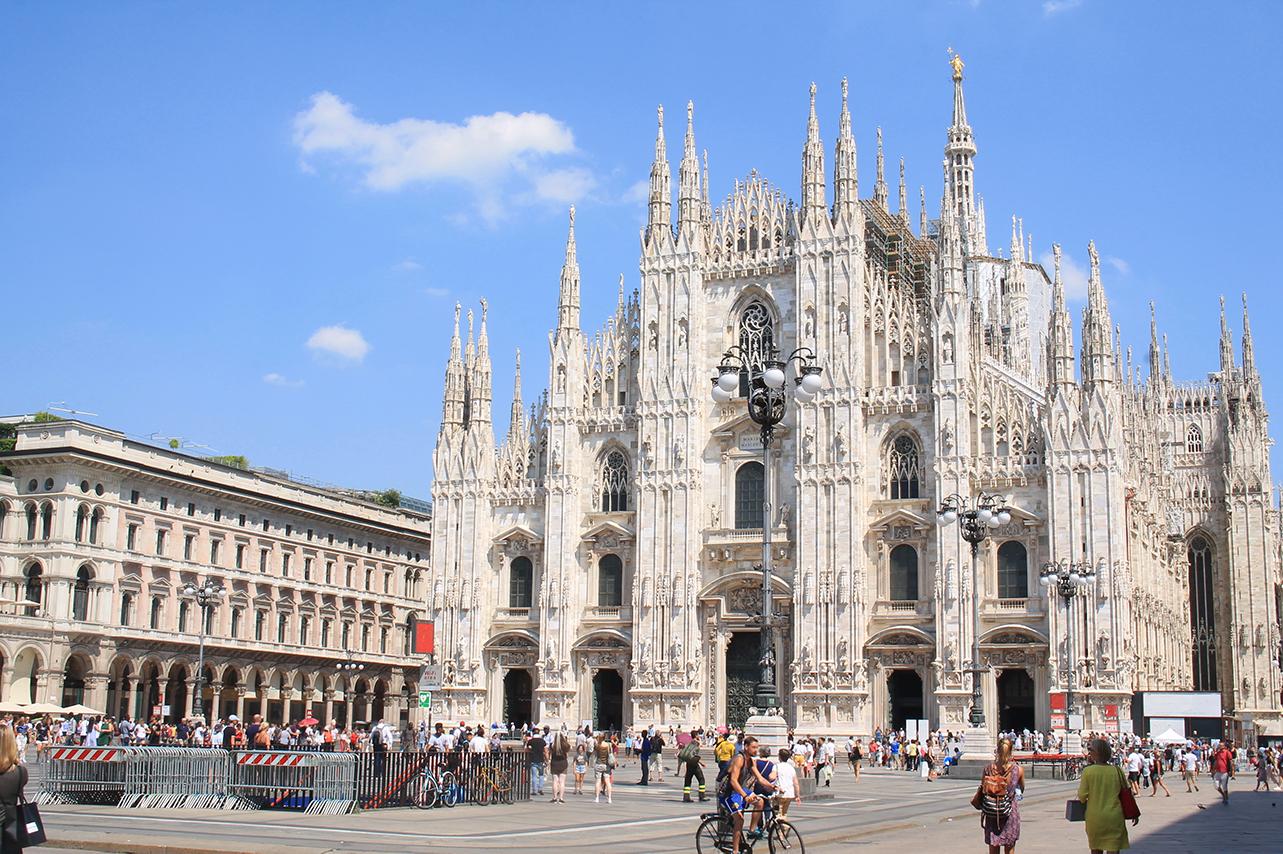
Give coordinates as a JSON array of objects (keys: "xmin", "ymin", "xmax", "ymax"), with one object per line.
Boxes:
[
  {"xmin": 1126, "ymin": 749, "xmax": 1145, "ymax": 795},
  {"xmin": 773, "ymin": 748, "xmax": 800, "ymax": 818},
  {"xmin": 1182, "ymin": 749, "xmax": 1200, "ymax": 792},
  {"xmin": 469, "ymin": 729, "xmax": 489, "ymax": 753}
]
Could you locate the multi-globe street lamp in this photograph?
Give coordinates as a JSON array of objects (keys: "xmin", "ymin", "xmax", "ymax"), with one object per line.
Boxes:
[
  {"xmin": 711, "ymin": 344, "xmax": 824, "ymax": 713},
  {"xmin": 1040, "ymin": 559, "xmax": 1096, "ymax": 723},
  {"xmin": 936, "ymin": 492, "xmax": 1012, "ymax": 729},
  {"xmin": 181, "ymin": 579, "xmax": 224, "ymax": 721}
]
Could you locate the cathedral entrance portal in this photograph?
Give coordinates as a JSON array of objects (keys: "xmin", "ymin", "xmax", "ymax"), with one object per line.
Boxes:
[
  {"xmin": 997, "ymin": 669, "xmax": 1035, "ymax": 732},
  {"xmin": 726, "ymin": 632, "xmax": 759, "ymax": 728},
  {"xmin": 503, "ymin": 669, "xmax": 533, "ymax": 728},
  {"xmin": 592, "ymin": 670, "xmax": 624, "ymax": 733},
  {"xmin": 887, "ymin": 670, "xmax": 924, "ymax": 729}
]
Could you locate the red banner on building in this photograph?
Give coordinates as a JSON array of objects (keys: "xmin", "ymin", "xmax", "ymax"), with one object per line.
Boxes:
[
  {"xmin": 1103, "ymin": 703, "xmax": 1120, "ymax": 733},
  {"xmin": 1050, "ymin": 692, "xmax": 1067, "ymax": 729},
  {"xmin": 414, "ymin": 621, "xmax": 435, "ymax": 655}
]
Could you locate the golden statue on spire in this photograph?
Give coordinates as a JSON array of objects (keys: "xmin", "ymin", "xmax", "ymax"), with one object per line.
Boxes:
[{"xmin": 949, "ymin": 48, "xmax": 964, "ymax": 81}]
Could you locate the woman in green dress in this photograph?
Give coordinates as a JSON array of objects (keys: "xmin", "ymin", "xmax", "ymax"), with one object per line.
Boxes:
[{"xmin": 1077, "ymin": 738, "xmax": 1135, "ymax": 853}]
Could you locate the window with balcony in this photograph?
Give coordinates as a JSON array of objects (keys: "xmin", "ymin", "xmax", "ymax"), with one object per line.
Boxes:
[
  {"xmin": 889, "ymin": 544, "xmax": 919, "ymax": 601},
  {"xmin": 997, "ymin": 541, "xmax": 1029, "ymax": 599},
  {"xmin": 734, "ymin": 462, "xmax": 765, "ymax": 529},
  {"xmin": 509, "ymin": 556, "xmax": 533, "ymax": 609},
  {"xmin": 598, "ymin": 554, "xmax": 623, "ymax": 607}
]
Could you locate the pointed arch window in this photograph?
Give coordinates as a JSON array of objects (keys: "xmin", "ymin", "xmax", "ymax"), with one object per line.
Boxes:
[
  {"xmin": 599, "ymin": 451, "xmax": 630, "ymax": 512},
  {"xmin": 1188, "ymin": 536, "xmax": 1217, "ymax": 692},
  {"xmin": 1186, "ymin": 424, "xmax": 1204, "ymax": 454},
  {"xmin": 889, "ymin": 545, "xmax": 919, "ymax": 601},
  {"xmin": 509, "ymin": 556, "xmax": 533, "ymax": 609},
  {"xmin": 737, "ymin": 301, "xmax": 775, "ymax": 396},
  {"xmin": 997, "ymin": 541, "xmax": 1029, "ymax": 599},
  {"xmin": 734, "ymin": 461, "xmax": 766, "ymax": 530},
  {"xmin": 886, "ymin": 434, "xmax": 921, "ymax": 500}
]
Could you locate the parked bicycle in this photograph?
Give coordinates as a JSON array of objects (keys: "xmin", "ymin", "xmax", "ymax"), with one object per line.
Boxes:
[
  {"xmin": 475, "ymin": 762, "xmax": 514, "ymax": 805},
  {"xmin": 413, "ymin": 764, "xmax": 459, "ymax": 809},
  {"xmin": 695, "ymin": 797, "xmax": 804, "ymax": 854}
]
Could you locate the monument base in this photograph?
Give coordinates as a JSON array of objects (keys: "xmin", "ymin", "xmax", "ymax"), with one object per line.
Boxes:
[
  {"xmin": 744, "ymin": 708, "xmax": 789, "ymax": 754},
  {"xmin": 961, "ymin": 726, "xmax": 995, "ymax": 759}
]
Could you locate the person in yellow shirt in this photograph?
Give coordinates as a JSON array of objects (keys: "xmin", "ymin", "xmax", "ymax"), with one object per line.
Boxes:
[{"xmin": 715, "ymin": 734, "xmax": 736, "ymax": 781}]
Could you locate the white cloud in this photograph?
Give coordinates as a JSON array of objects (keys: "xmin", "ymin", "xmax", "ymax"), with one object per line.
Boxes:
[
  {"xmin": 393, "ymin": 258, "xmax": 424, "ymax": 273},
  {"xmin": 423, "ymin": 287, "xmax": 449, "ymax": 298},
  {"xmin": 293, "ymin": 91, "xmax": 587, "ymax": 218},
  {"xmin": 262, "ymin": 372, "xmax": 304, "ymax": 388},
  {"xmin": 1106, "ymin": 256, "xmax": 1131, "ymax": 275},
  {"xmin": 306, "ymin": 324, "xmax": 371, "ymax": 363},
  {"xmin": 1040, "ymin": 249, "xmax": 1090, "ymax": 300},
  {"xmin": 1043, "ymin": 0, "xmax": 1082, "ymax": 15},
  {"xmin": 622, "ymin": 179, "xmax": 649, "ymax": 204}
]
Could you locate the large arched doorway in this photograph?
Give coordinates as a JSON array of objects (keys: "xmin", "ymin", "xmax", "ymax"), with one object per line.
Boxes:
[
  {"xmin": 503, "ymin": 669, "xmax": 533, "ymax": 727},
  {"xmin": 725, "ymin": 632, "xmax": 760, "ymax": 729},
  {"xmin": 61, "ymin": 656, "xmax": 89, "ymax": 707},
  {"xmin": 10, "ymin": 648, "xmax": 42, "ymax": 705},
  {"xmin": 887, "ymin": 670, "xmax": 924, "ymax": 730},
  {"xmin": 592, "ymin": 670, "xmax": 624, "ymax": 733},
  {"xmin": 996, "ymin": 669, "xmax": 1036, "ymax": 732},
  {"xmin": 166, "ymin": 664, "xmax": 190, "ymax": 721}
]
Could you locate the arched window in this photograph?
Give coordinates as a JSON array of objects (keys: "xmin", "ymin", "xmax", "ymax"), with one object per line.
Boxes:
[
  {"xmin": 75, "ymin": 505, "xmax": 88, "ymax": 542},
  {"xmin": 25, "ymin": 503, "xmax": 38, "ymax": 540},
  {"xmin": 734, "ymin": 462, "xmax": 766, "ymax": 529},
  {"xmin": 120, "ymin": 592, "xmax": 134, "ymax": 626},
  {"xmin": 89, "ymin": 508, "xmax": 102, "ymax": 545},
  {"xmin": 598, "ymin": 554, "xmax": 623, "ymax": 607},
  {"xmin": 887, "ymin": 434, "xmax": 921, "ymax": 499},
  {"xmin": 509, "ymin": 556, "xmax": 533, "ymax": 609},
  {"xmin": 737, "ymin": 301, "xmax": 775, "ymax": 395},
  {"xmin": 23, "ymin": 562, "xmax": 43, "ymax": 607},
  {"xmin": 72, "ymin": 565, "xmax": 93, "ymax": 621},
  {"xmin": 889, "ymin": 545, "xmax": 919, "ymax": 601},
  {"xmin": 1188, "ymin": 536, "xmax": 1217, "ymax": 692},
  {"xmin": 997, "ymin": 541, "xmax": 1029, "ymax": 599},
  {"xmin": 1186, "ymin": 424, "xmax": 1204, "ymax": 454},
  {"xmin": 40, "ymin": 503, "xmax": 53, "ymax": 539},
  {"xmin": 599, "ymin": 451, "xmax": 630, "ymax": 512}
]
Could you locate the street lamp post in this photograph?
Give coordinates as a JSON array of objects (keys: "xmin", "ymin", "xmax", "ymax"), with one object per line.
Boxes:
[
  {"xmin": 182, "ymin": 580, "xmax": 224, "ymax": 721},
  {"xmin": 1040, "ymin": 560, "xmax": 1096, "ymax": 727},
  {"xmin": 712, "ymin": 344, "xmax": 824, "ymax": 715},
  {"xmin": 936, "ymin": 492, "xmax": 1012, "ymax": 731}
]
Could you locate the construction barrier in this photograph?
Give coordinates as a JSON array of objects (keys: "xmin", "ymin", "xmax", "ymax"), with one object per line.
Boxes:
[
  {"xmin": 36, "ymin": 746, "xmax": 128, "ymax": 806},
  {"xmin": 354, "ymin": 749, "xmax": 531, "ymax": 808},
  {"xmin": 228, "ymin": 750, "xmax": 357, "ymax": 815},
  {"xmin": 119, "ymin": 746, "xmax": 245, "ymax": 810}
]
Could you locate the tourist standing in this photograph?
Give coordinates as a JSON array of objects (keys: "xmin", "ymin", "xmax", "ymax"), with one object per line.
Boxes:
[
  {"xmin": 1210, "ymin": 740, "xmax": 1234, "ymax": 804},
  {"xmin": 1181, "ymin": 747, "xmax": 1199, "ymax": 792},
  {"xmin": 572, "ymin": 742, "xmax": 587, "ymax": 796},
  {"xmin": 679, "ymin": 729, "xmax": 707, "ymax": 802},
  {"xmin": 593, "ymin": 732, "xmax": 614, "ymax": 804},
  {"xmin": 528, "ymin": 726, "xmax": 548, "ymax": 797},
  {"xmin": 637, "ymin": 730, "xmax": 651, "ymax": 786},
  {"xmin": 1, "ymin": 727, "xmax": 31, "ymax": 854},
  {"xmin": 714, "ymin": 733, "xmax": 735, "ymax": 781},
  {"xmin": 972, "ymin": 737, "xmax": 1023, "ymax": 854},
  {"xmin": 548, "ymin": 731, "xmax": 569, "ymax": 803},
  {"xmin": 1077, "ymin": 738, "xmax": 1132, "ymax": 854},
  {"xmin": 1124, "ymin": 746, "xmax": 1145, "ymax": 796},
  {"xmin": 651, "ymin": 729, "xmax": 665, "ymax": 782}
]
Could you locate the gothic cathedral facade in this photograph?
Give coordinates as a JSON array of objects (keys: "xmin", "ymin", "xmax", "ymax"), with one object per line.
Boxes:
[{"xmin": 427, "ymin": 63, "xmax": 1283, "ymax": 737}]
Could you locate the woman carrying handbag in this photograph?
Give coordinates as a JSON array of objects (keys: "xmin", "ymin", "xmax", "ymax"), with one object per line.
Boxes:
[
  {"xmin": 1075, "ymin": 738, "xmax": 1138, "ymax": 853},
  {"xmin": 2, "ymin": 726, "xmax": 42, "ymax": 853}
]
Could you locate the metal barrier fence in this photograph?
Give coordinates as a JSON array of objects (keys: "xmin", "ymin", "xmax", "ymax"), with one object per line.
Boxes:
[
  {"xmin": 354, "ymin": 749, "xmax": 531, "ymax": 809},
  {"xmin": 228, "ymin": 751, "xmax": 357, "ymax": 815},
  {"xmin": 36, "ymin": 747, "xmax": 128, "ymax": 806},
  {"xmin": 119, "ymin": 746, "xmax": 241, "ymax": 810}
]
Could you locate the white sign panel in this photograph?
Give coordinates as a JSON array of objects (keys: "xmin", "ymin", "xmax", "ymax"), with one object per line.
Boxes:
[{"xmin": 420, "ymin": 664, "xmax": 442, "ymax": 691}]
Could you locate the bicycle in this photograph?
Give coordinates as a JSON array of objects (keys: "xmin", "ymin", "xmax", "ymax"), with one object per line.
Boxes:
[
  {"xmin": 1063, "ymin": 756, "xmax": 1084, "ymax": 781},
  {"xmin": 695, "ymin": 796, "xmax": 805, "ymax": 854},
  {"xmin": 475, "ymin": 762, "xmax": 514, "ymax": 805},
  {"xmin": 413, "ymin": 764, "xmax": 459, "ymax": 809}
]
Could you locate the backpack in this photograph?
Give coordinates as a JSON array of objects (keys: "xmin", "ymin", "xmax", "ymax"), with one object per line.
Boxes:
[
  {"xmin": 372, "ymin": 727, "xmax": 384, "ymax": 747},
  {"xmin": 678, "ymin": 741, "xmax": 699, "ymax": 764},
  {"xmin": 980, "ymin": 765, "xmax": 1013, "ymax": 820},
  {"xmin": 254, "ymin": 728, "xmax": 270, "ymax": 748}
]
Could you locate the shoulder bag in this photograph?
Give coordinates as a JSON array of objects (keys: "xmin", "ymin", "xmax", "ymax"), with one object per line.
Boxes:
[
  {"xmin": 17, "ymin": 789, "xmax": 48, "ymax": 847},
  {"xmin": 1116, "ymin": 765, "xmax": 1141, "ymax": 821}
]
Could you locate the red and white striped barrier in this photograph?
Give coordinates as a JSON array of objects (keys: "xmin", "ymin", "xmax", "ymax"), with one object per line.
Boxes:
[
  {"xmin": 236, "ymin": 752, "xmax": 306, "ymax": 767},
  {"xmin": 48, "ymin": 747, "xmax": 123, "ymax": 762}
]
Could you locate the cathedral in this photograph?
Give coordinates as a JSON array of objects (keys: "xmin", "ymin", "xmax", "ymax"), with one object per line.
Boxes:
[{"xmin": 426, "ymin": 58, "xmax": 1283, "ymax": 738}]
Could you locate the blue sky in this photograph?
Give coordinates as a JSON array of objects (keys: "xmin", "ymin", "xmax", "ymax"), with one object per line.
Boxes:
[{"xmin": 3, "ymin": 1, "xmax": 1280, "ymax": 494}]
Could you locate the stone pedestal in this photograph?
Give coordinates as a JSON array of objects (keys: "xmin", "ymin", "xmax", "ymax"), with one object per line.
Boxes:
[
  {"xmin": 744, "ymin": 710, "xmax": 789, "ymax": 753},
  {"xmin": 1064, "ymin": 732, "xmax": 1083, "ymax": 756},
  {"xmin": 961, "ymin": 726, "xmax": 994, "ymax": 759}
]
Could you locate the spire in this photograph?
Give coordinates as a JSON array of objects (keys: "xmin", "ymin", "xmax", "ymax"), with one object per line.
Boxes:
[
  {"xmin": 469, "ymin": 298, "xmax": 492, "ymax": 427},
  {"xmin": 1148, "ymin": 302, "xmax": 1162, "ymax": 385},
  {"xmin": 441, "ymin": 302, "xmax": 466, "ymax": 430},
  {"xmin": 1081, "ymin": 240, "xmax": 1116, "ymax": 389},
  {"xmin": 873, "ymin": 126, "xmax": 889, "ymax": 211},
  {"xmin": 945, "ymin": 50, "xmax": 977, "ymax": 225},
  {"xmin": 1241, "ymin": 292, "xmax": 1256, "ymax": 378},
  {"xmin": 1162, "ymin": 333, "xmax": 1172, "ymax": 383},
  {"xmin": 898, "ymin": 157, "xmax": 908, "ymax": 224},
  {"xmin": 832, "ymin": 76, "xmax": 859, "ymax": 222},
  {"xmin": 616, "ymin": 273, "xmax": 626, "ymax": 317},
  {"xmin": 1048, "ymin": 243, "xmax": 1076, "ymax": 393},
  {"xmin": 678, "ymin": 101, "xmax": 701, "ymax": 234},
  {"xmin": 465, "ymin": 307, "xmax": 475, "ymax": 368},
  {"xmin": 646, "ymin": 105, "xmax": 671, "ymax": 240},
  {"xmin": 508, "ymin": 348, "xmax": 524, "ymax": 441},
  {"xmin": 1219, "ymin": 295, "xmax": 1234, "ymax": 373},
  {"xmin": 801, "ymin": 83, "xmax": 827, "ymax": 226},
  {"xmin": 701, "ymin": 148, "xmax": 711, "ymax": 225},
  {"xmin": 557, "ymin": 206, "xmax": 581, "ymax": 334},
  {"xmin": 919, "ymin": 185, "xmax": 927, "ymax": 236},
  {"xmin": 1009, "ymin": 215, "xmax": 1021, "ymax": 263},
  {"xmin": 975, "ymin": 196, "xmax": 988, "ymax": 253}
]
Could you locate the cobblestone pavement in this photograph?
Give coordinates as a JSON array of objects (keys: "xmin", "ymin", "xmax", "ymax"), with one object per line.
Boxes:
[{"xmin": 35, "ymin": 761, "xmax": 1281, "ymax": 852}]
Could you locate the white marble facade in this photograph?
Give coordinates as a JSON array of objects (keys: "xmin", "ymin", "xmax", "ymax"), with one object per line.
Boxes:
[{"xmin": 427, "ymin": 63, "xmax": 1283, "ymax": 737}]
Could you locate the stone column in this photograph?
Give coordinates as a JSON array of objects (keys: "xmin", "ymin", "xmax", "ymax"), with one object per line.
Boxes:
[
  {"xmin": 323, "ymin": 692, "xmax": 334, "ymax": 726},
  {"xmin": 155, "ymin": 678, "xmax": 169, "ymax": 720},
  {"xmin": 235, "ymin": 687, "xmax": 246, "ymax": 722}
]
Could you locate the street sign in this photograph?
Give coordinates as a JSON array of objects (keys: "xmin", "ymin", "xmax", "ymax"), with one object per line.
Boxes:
[
  {"xmin": 418, "ymin": 690, "xmax": 432, "ymax": 709},
  {"xmin": 420, "ymin": 664, "xmax": 442, "ymax": 691}
]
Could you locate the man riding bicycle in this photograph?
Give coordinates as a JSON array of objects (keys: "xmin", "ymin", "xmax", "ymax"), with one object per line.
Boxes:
[{"xmin": 718, "ymin": 736, "xmax": 776, "ymax": 852}]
